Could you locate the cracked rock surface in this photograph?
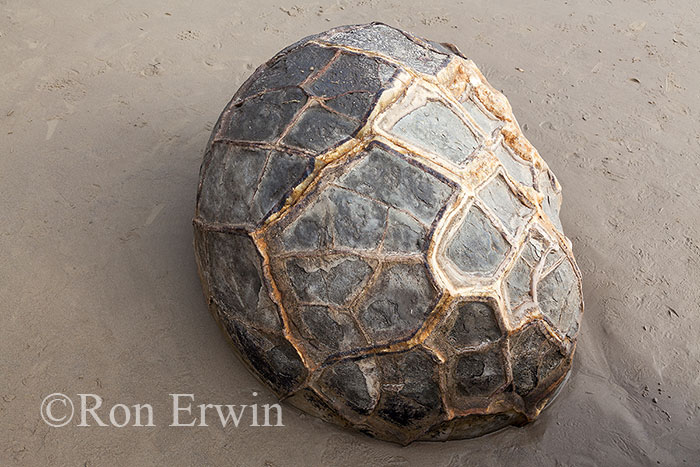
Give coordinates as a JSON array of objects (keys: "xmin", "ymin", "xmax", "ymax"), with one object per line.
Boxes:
[{"xmin": 194, "ymin": 22, "xmax": 583, "ymax": 444}]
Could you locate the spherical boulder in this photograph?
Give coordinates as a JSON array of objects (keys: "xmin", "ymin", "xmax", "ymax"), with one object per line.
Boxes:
[{"xmin": 193, "ymin": 22, "xmax": 583, "ymax": 444}]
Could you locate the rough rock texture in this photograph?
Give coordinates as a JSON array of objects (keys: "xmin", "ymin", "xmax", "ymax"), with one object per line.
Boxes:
[{"xmin": 193, "ymin": 22, "xmax": 583, "ymax": 444}]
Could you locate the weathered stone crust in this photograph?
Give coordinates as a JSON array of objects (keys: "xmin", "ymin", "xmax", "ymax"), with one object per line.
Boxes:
[{"xmin": 193, "ymin": 22, "xmax": 584, "ymax": 445}]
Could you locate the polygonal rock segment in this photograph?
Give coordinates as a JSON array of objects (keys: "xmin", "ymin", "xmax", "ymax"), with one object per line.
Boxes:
[
  {"xmin": 240, "ymin": 43, "xmax": 338, "ymax": 98},
  {"xmin": 320, "ymin": 23, "xmax": 451, "ymax": 75},
  {"xmin": 382, "ymin": 209, "xmax": 427, "ymax": 254},
  {"xmin": 281, "ymin": 103, "xmax": 360, "ymax": 154},
  {"xmin": 520, "ymin": 227, "xmax": 549, "ymax": 268},
  {"xmin": 506, "ymin": 255, "xmax": 533, "ymax": 314},
  {"xmin": 447, "ymin": 300, "xmax": 503, "ymax": 349},
  {"xmin": 198, "ymin": 145, "xmax": 313, "ymax": 226},
  {"xmin": 324, "ymin": 92, "xmax": 376, "ymax": 122},
  {"xmin": 537, "ymin": 258, "xmax": 582, "ymax": 338},
  {"xmin": 306, "ymin": 51, "xmax": 396, "ymax": 102},
  {"xmin": 391, "ymin": 101, "xmax": 479, "ymax": 166},
  {"xmin": 356, "ymin": 262, "xmax": 439, "ymax": 345},
  {"xmin": 200, "ymin": 230, "xmax": 282, "ymax": 333},
  {"xmin": 327, "ymin": 187, "xmax": 388, "ymax": 249},
  {"xmin": 494, "ymin": 143, "xmax": 535, "ymax": 189},
  {"xmin": 453, "ymin": 347, "xmax": 508, "ymax": 397},
  {"xmin": 336, "ymin": 144, "xmax": 455, "ymax": 225},
  {"xmin": 537, "ymin": 169, "xmax": 564, "ymax": 232},
  {"xmin": 478, "ymin": 174, "xmax": 533, "ymax": 236},
  {"xmin": 224, "ymin": 87, "xmax": 307, "ymax": 143},
  {"xmin": 509, "ymin": 323, "xmax": 567, "ymax": 399},
  {"xmin": 460, "ymin": 98, "xmax": 503, "ymax": 137},
  {"xmin": 306, "ymin": 51, "xmax": 397, "ymax": 122},
  {"xmin": 285, "ymin": 255, "xmax": 373, "ymax": 307},
  {"xmin": 297, "ymin": 306, "xmax": 368, "ymax": 359},
  {"xmin": 542, "ymin": 246, "xmax": 566, "ymax": 273},
  {"xmin": 373, "ymin": 349, "xmax": 444, "ymax": 437},
  {"xmin": 280, "ymin": 186, "xmax": 387, "ymax": 251},
  {"xmin": 280, "ymin": 190, "xmax": 334, "ymax": 251},
  {"xmin": 445, "ymin": 205, "xmax": 509, "ymax": 275},
  {"xmin": 253, "ymin": 151, "xmax": 314, "ymax": 220},
  {"xmin": 318, "ymin": 358, "xmax": 380, "ymax": 418},
  {"xmin": 226, "ymin": 319, "xmax": 307, "ymax": 396},
  {"xmin": 198, "ymin": 144, "xmax": 266, "ymax": 225}
]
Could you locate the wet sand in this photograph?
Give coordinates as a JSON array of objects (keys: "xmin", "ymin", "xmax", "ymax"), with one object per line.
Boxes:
[{"xmin": 1, "ymin": 0, "xmax": 699, "ymax": 465}]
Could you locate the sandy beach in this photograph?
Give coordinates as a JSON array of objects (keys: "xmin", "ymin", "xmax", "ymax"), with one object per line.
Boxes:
[{"xmin": 1, "ymin": 0, "xmax": 699, "ymax": 465}]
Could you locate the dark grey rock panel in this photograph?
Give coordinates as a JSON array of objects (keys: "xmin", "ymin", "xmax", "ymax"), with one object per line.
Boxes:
[
  {"xmin": 454, "ymin": 348, "xmax": 507, "ymax": 396},
  {"xmin": 336, "ymin": 144, "xmax": 455, "ymax": 225},
  {"xmin": 307, "ymin": 51, "xmax": 396, "ymax": 98},
  {"xmin": 375, "ymin": 349, "xmax": 443, "ymax": 429},
  {"xmin": 321, "ymin": 23, "xmax": 451, "ymax": 75},
  {"xmin": 281, "ymin": 192, "xmax": 335, "ymax": 251},
  {"xmin": 447, "ymin": 301, "xmax": 502, "ymax": 349},
  {"xmin": 224, "ymin": 87, "xmax": 308, "ymax": 143},
  {"xmin": 242, "ymin": 43, "xmax": 338, "ymax": 98},
  {"xmin": 250, "ymin": 150, "xmax": 313, "ymax": 221},
  {"xmin": 229, "ymin": 320, "xmax": 307, "ymax": 396},
  {"xmin": 280, "ymin": 185, "xmax": 387, "ymax": 251},
  {"xmin": 198, "ymin": 145, "xmax": 311, "ymax": 226},
  {"xmin": 286, "ymin": 255, "xmax": 373, "ymax": 307},
  {"xmin": 509, "ymin": 324, "xmax": 565, "ymax": 397},
  {"xmin": 325, "ymin": 91, "xmax": 375, "ymax": 121},
  {"xmin": 318, "ymin": 359, "xmax": 378, "ymax": 416},
  {"xmin": 327, "ymin": 187, "xmax": 387, "ymax": 250},
  {"xmin": 198, "ymin": 144, "xmax": 268, "ymax": 225},
  {"xmin": 203, "ymin": 231, "xmax": 282, "ymax": 333},
  {"xmin": 299, "ymin": 306, "xmax": 367, "ymax": 355},
  {"xmin": 382, "ymin": 209, "xmax": 427, "ymax": 254},
  {"xmin": 356, "ymin": 262, "xmax": 438, "ymax": 344}
]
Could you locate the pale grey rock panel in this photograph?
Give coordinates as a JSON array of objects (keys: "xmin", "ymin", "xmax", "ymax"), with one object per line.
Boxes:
[
  {"xmin": 392, "ymin": 101, "xmax": 479, "ymax": 165},
  {"xmin": 446, "ymin": 206, "xmax": 509, "ymax": 275},
  {"xmin": 281, "ymin": 103, "xmax": 359, "ymax": 153},
  {"xmin": 506, "ymin": 256, "xmax": 532, "ymax": 310},
  {"xmin": 537, "ymin": 259, "xmax": 581, "ymax": 338},
  {"xmin": 460, "ymin": 98, "xmax": 503, "ymax": 136},
  {"xmin": 478, "ymin": 174, "xmax": 533, "ymax": 235},
  {"xmin": 494, "ymin": 143, "xmax": 534, "ymax": 189}
]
